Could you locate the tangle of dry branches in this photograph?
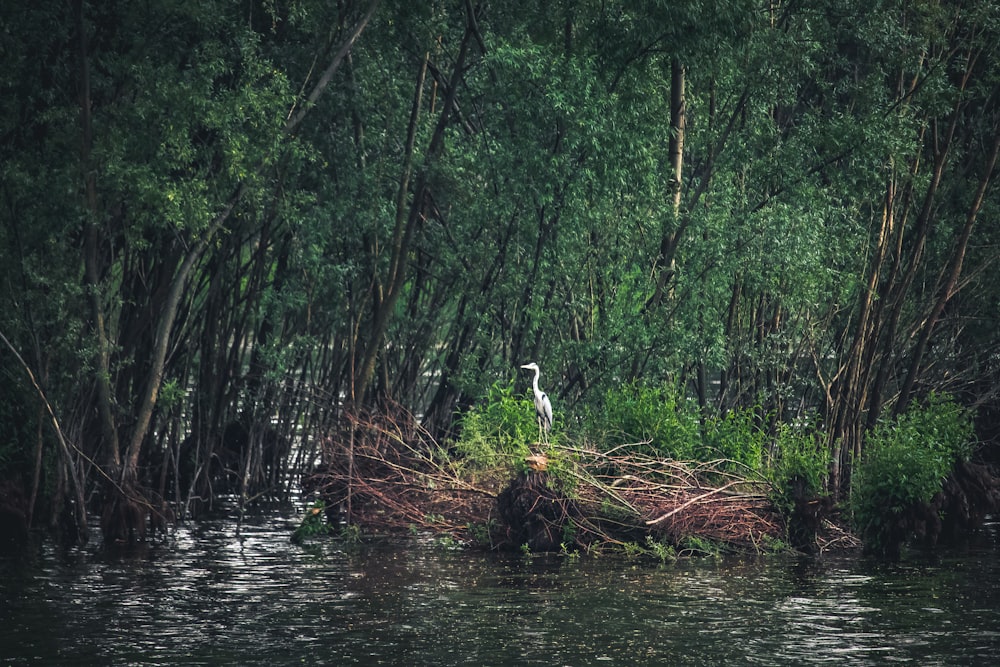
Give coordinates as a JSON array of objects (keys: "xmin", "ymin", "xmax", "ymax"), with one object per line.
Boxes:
[{"xmin": 304, "ymin": 409, "xmax": 791, "ymax": 553}]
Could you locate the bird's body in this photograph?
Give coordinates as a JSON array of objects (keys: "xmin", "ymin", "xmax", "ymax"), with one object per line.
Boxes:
[{"xmin": 520, "ymin": 362, "xmax": 553, "ymax": 442}]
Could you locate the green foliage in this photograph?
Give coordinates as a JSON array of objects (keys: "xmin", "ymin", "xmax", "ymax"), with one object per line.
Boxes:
[
  {"xmin": 158, "ymin": 378, "xmax": 186, "ymax": 413},
  {"xmin": 587, "ymin": 383, "xmax": 773, "ymax": 471},
  {"xmin": 451, "ymin": 382, "xmax": 538, "ymax": 468},
  {"xmin": 769, "ymin": 424, "xmax": 829, "ymax": 515},
  {"xmin": 559, "ymin": 542, "xmax": 580, "ymax": 560},
  {"xmin": 644, "ymin": 536, "xmax": 678, "ymax": 564},
  {"xmin": 434, "ymin": 535, "xmax": 462, "ymax": 550},
  {"xmin": 2, "ymin": 0, "xmax": 999, "ymax": 545},
  {"xmin": 466, "ymin": 520, "xmax": 496, "ymax": 548},
  {"xmin": 622, "ymin": 540, "xmax": 644, "ymax": 559},
  {"xmin": 338, "ymin": 523, "xmax": 363, "ymax": 545},
  {"xmin": 560, "ymin": 520, "xmax": 578, "ymax": 548},
  {"xmin": 701, "ymin": 408, "xmax": 766, "ymax": 470},
  {"xmin": 291, "ymin": 500, "xmax": 333, "ymax": 544},
  {"xmin": 851, "ymin": 394, "xmax": 975, "ymax": 554},
  {"xmin": 617, "ymin": 536, "xmax": 677, "ymax": 563},
  {"xmin": 588, "ymin": 382, "xmax": 701, "ymax": 459},
  {"xmin": 678, "ymin": 535, "xmax": 724, "ymax": 559},
  {"xmin": 537, "ymin": 447, "xmax": 578, "ymax": 493}
]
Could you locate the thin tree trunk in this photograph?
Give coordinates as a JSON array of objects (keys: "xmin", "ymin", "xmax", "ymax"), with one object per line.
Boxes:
[
  {"xmin": 648, "ymin": 58, "xmax": 686, "ymax": 309},
  {"xmin": 76, "ymin": 0, "xmax": 120, "ymax": 474},
  {"xmin": 896, "ymin": 129, "xmax": 1000, "ymax": 413},
  {"xmin": 886, "ymin": 46, "xmax": 979, "ymax": 416},
  {"xmin": 355, "ymin": 4, "xmax": 476, "ymax": 404},
  {"xmin": 285, "ymin": 0, "xmax": 381, "ymax": 135},
  {"xmin": 122, "ymin": 186, "xmax": 244, "ymax": 483},
  {"xmin": 0, "ymin": 331, "xmax": 88, "ymax": 540},
  {"xmin": 354, "ymin": 52, "xmax": 428, "ymax": 404},
  {"xmin": 123, "ymin": 3, "xmax": 380, "ymax": 484}
]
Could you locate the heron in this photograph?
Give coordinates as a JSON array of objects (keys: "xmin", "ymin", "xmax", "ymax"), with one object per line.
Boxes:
[{"xmin": 520, "ymin": 362, "xmax": 553, "ymax": 443}]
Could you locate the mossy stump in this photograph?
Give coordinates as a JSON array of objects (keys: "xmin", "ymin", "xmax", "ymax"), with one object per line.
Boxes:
[{"xmin": 497, "ymin": 470, "xmax": 578, "ymax": 552}]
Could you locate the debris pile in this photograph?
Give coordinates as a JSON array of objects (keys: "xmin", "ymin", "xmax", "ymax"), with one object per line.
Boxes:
[{"xmin": 304, "ymin": 409, "xmax": 795, "ymax": 555}]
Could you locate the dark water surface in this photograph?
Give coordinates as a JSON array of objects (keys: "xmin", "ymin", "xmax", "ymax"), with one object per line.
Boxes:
[{"xmin": 3, "ymin": 510, "xmax": 999, "ymax": 666}]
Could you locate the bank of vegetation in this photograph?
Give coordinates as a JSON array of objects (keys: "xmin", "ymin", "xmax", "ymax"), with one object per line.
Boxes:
[
  {"xmin": 2, "ymin": 0, "xmax": 999, "ymax": 559},
  {"xmin": 298, "ymin": 387, "xmax": 995, "ymax": 560}
]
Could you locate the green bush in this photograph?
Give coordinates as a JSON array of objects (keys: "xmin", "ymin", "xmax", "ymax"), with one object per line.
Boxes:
[
  {"xmin": 588, "ymin": 382, "xmax": 701, "ymax": 458},
  {"xmin": 587, "ymin": 384, "xmax": 773, "ymax": 469},
  {"xmin": 768, "ymin": 423, "xmax": 828, "ymax": 514},
  {"xmin": 702, "ymin": 408, "xmax": 766, "ymax": 469},
  {"xmin": 851, "ymin": 393, "xmax": 975, "ymax": 555},
  {"xmin": 451, "ymin": 381, "xmax": 538, "ymax": 468},
  {"xmin": 291, "ymin": 500, "xmax": 333, "ymax": 544}
]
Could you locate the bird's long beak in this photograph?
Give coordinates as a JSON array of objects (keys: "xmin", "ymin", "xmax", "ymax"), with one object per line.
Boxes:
[{"xmin": 520, "ymin": 364, "xmax": 531, "ymax": 369}]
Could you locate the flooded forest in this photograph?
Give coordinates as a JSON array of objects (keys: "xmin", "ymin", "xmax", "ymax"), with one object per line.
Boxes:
[{"xmin": 2, "ymin": 0, "xmax": 1000, "ymax": 558}]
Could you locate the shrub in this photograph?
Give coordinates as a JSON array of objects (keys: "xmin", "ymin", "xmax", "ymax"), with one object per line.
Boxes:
[
  {"xmin": 588, "ymin": 382, "xmax": 701, "ymax": 458},
  {"xmin": 769, "ymin": 423, "xmax": 828, "ymax": 515},
  {"xmin": 291, "ymin": 500, "xmax": 333, "ymax": 544},
  {"xmin": 851, "ymin": 393, "xmax": 975, "ymax": 557},
  {"xmin": 451, "ymin": 381, "xmax": 538, "ymax": 468},
  {"xmin": 701, "ymin": 407, "xmax": 766, "ymax": 470}
]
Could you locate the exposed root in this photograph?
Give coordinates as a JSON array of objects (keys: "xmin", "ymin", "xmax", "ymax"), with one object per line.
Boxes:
[{"xmin": 99, "ymin": 483, "xmax": 176, "ymax": 544}]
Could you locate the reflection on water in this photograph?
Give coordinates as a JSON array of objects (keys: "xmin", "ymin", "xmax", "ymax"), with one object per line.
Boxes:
[{"xmin": 2, "ymin": 510, "xmax": 998, "ymax": 666}]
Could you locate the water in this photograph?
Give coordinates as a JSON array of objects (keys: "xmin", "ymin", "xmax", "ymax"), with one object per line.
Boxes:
[{"xmin": 3, "ymin": 510, "xmax": 999, "ymax": 666}]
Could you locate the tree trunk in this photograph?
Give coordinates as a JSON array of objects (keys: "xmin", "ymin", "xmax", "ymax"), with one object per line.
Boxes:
[
  {"xmin": 888, "ymin": 45, "xmax": 979, "ymax": 416},
  {"xmin": 354, "ymin": 5, "xmax": 476, "ymax": 405},
  {"xmin": 101, "ymin": 3, "xmax": 379, "ymax": 541},
  {"xmin": 76, "ymin": 0, "xmax": 120, "ymax": 475},
  {"xmin": 647, "ymin": 58, "xmax": 686, "ymax": 309},
  {"xmin": 896, "ymin": 129, "xmax": 1000, "ymax": 413}
]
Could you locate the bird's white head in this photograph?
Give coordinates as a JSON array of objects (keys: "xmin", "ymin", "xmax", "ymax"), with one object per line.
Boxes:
[{"xmin": 519, "ymin": 362, "xmax": 539, "ymax": 371}]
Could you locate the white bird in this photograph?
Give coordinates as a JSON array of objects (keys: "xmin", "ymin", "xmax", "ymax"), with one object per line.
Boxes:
[{"xmin": 520, "ymin": 362, "xmax": 553, "ymax": 443}]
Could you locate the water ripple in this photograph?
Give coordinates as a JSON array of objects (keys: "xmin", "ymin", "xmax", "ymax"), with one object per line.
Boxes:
[{"xmin": 2, "ymin": 516, "xmax": 998, "ymax": 666}]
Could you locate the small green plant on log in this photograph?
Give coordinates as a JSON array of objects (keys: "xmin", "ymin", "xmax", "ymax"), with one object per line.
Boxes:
[
  {"xmin": 644, "ymin": 536, "xmax": 677, "ymax": 563},
  {"xmin": 851, "ymin": 394, "xmax": 974, "ymax": 558},
  {"xmin": 291, "ymin": 500, "xmax": 332, "ymax": 544}
]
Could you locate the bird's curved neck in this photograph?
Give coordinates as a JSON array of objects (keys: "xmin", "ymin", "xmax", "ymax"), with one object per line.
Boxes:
[{"xmin": 531, "ymin": 367, "xmax": 541, "ymax": 392}]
